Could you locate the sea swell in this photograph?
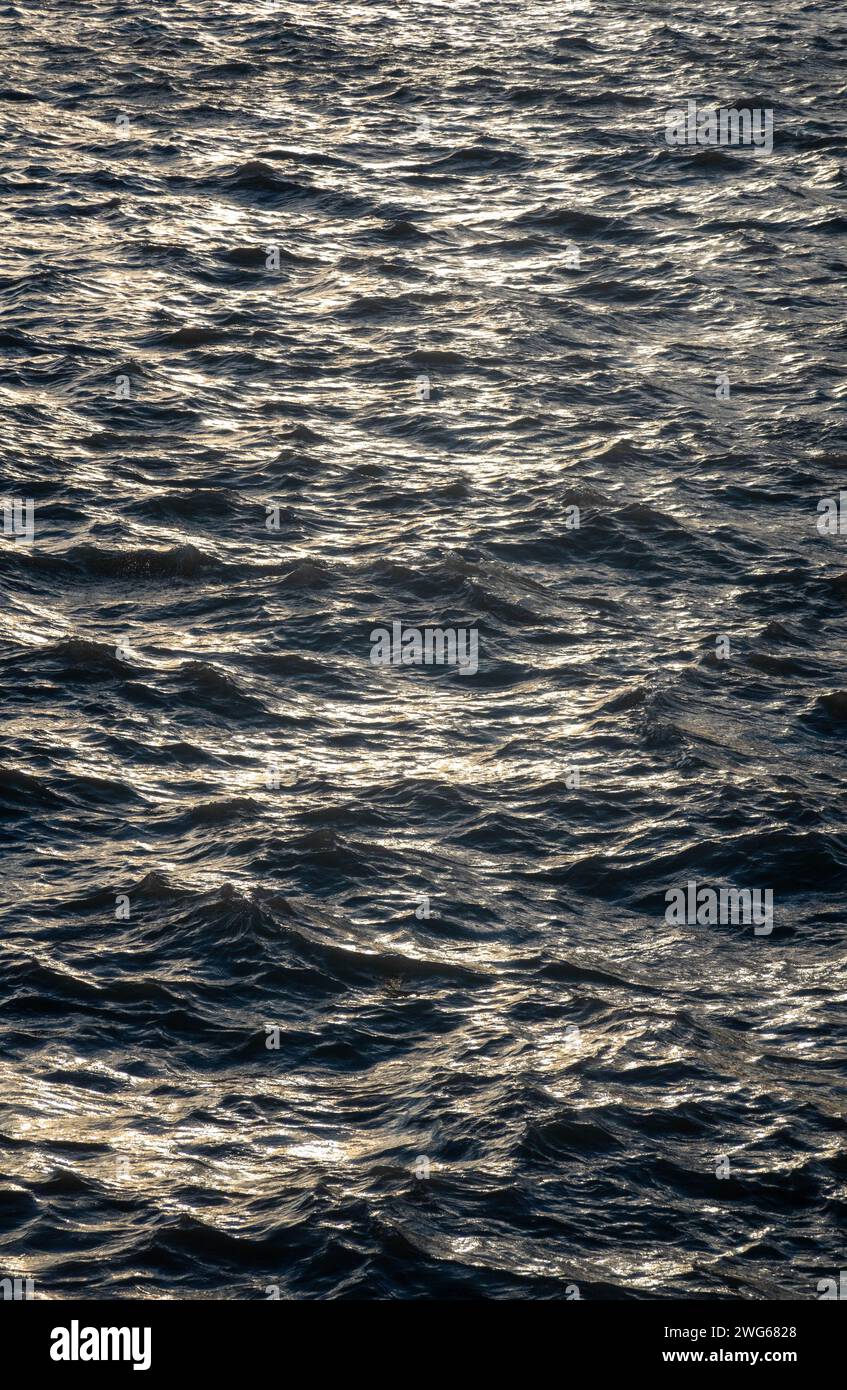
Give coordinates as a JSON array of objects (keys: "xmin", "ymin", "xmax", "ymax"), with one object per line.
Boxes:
[{"xmin": 0, "ymin": 0, "xmax": 846, "ymax": 1301}]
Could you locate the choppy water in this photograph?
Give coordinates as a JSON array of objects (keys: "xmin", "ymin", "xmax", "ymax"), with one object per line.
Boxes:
[{"xmin": 1, "ymin": 0, "xmax": 846, "ymax": 1301}]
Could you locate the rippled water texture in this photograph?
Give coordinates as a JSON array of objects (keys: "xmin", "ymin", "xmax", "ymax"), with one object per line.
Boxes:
[{"xmin": 1, "ymin": 1, "xmax": 846, "ymax": 1300}]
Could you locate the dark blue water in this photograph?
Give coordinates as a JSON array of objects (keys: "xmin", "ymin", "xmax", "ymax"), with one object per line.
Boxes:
[{"xmin": 1, "ymin": 0, "xmax": 846, "ymax": 1300}]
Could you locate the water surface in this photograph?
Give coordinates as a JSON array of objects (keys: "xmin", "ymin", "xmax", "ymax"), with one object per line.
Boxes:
[{"xmin": 1, "ymin": 0, "xmax": 846, "ymax": 1299}]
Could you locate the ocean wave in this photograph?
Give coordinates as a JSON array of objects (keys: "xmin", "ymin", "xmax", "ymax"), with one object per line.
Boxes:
[{"xmin": 2, "ymin": 0, "xmax": 843, "ymax": 1303}]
